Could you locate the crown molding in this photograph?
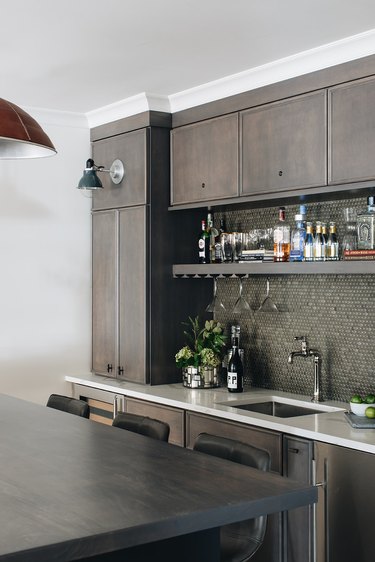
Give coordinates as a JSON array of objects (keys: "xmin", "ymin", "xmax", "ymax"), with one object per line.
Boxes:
[{"xmin": 169, "ymin": 28, "xmax": 375, "ymax": 113}]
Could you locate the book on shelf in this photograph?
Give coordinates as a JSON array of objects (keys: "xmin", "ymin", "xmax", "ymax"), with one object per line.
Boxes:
[{"xmin": 343, "ymin": 249, "xmax": 375, "ymax": 260}]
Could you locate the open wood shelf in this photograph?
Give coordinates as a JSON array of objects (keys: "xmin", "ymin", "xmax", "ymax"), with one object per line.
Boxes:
[{"xmin": 173, "ymin": 261, "xmax": 375, "ymax": 277}]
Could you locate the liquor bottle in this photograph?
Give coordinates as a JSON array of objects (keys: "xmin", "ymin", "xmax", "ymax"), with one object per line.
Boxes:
[
  {"xmin": 321, "ymin": 223, "xmax": 328, "ymax": 261},
  {"xmin": 273, "ymin": 207, "xmax": 291, "ymax": 262},
  {"xmin": 198, "ymin": 220, "xmax": 210, "ymax": 264},
  {"xmin": 207, "ymin": 212, "xmax": 216, "ymax": 263},
  {"xmin": 326, "ymin": 221, "xmax": 339, "ymax": 260},
  {"xmin": 313, "ymin": 221, "xmax": 325, "ymax": 261},
  {"xmin": 290, "ymin": 208, "xmax": 306, "ymax": 262},
  {"xmin": 304, "ymin": 222, "xmax": 314, "ymax": 261},
  {"xmin": 227, "ymin": 337, "xmax": 243, "ymax": 393},
  {"xmin": 214, "ymin": 218, "xmax": 226, "ymax": 263},
  {"xmin": 357, "ymin": 196, "xmax": 375, "ymax": 250}
]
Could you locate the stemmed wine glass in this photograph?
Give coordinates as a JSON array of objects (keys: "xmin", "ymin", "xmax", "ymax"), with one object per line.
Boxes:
[
  {"xmin": 233, "ymin": 277, "xmax": 252, "ymax": 314},
  {"xmin": 256, "ymin": 277, "xmax": 279, "ymax": 313},
  {"xmin": 206, "ymin": 276, "xmax": 226, "ymax": 313}
]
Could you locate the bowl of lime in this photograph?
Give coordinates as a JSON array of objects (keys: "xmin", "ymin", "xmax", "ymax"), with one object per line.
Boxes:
[{"xmin": 350, "ymin": 394, "xmax": 375, "ymax": 416}]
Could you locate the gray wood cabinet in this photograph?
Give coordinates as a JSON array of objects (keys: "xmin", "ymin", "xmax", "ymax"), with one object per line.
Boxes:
[
  {"xmin": 240, "ymin": 91, "xmax": 327, "ymax": 196},
  {"xmin": 92, "ymin": 207, "xmax": 146, "ymax": 383},
  {"xmin": 125, "ymin": 397, "xmax": 185, "ymax": 447},
  {"xmin": 186, "ymin": 411, "xmax": 282, "ymax": 562},
  {"xmin": 92, "ymin": 128, "xmax": 147, "ymax": 210},
  {"xmin": 283, "ymin": 436, "xmax": 314, "ymax": 562},
  {"xmin": 91, "ymin": 120, "xmax": 212, "ymax": 385},
  {"xmin": 170, "ymin": 113, "xmax": 239, "ymax": 205},
  {"xmin": 329, "ymin": 76, "xmax": 375, "ymax": 185}
]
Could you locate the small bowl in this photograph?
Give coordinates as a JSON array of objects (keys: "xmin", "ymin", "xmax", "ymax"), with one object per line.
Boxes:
[{"xmin": 350, "ymin": 401, "xmax": 375, "ymax": 416}]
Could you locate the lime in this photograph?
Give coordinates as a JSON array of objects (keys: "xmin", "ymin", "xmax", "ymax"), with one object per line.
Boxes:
[
  {"xmin": 365, "ymin": 406, "xmax": 375, "ymax": 419},
  {"xmin": 364, "ymin": 394, "xmax": 375, "ymax": 404},
  {"xmin": 350, "ymin": 394, "xmax": 363, "ymax": 404}
]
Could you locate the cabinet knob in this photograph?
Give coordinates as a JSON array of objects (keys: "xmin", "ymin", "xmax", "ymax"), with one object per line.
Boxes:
[
  {"xmin": 278, "ymin": 170, "xmax": 283, "ymax": 176},
  {"xmin": 201, "ymin": 182, "xmax": 206, "ymax": 188}
]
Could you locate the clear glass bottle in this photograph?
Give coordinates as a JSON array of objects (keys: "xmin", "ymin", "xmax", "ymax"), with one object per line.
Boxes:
[
  {"xmin": 198, "ymin": 219, "xmax": 210, "ymax": 264},
  {"xmin": 357, "ymin": 196, "xmax": 375, "ymax": 250},
  {"xmin": 273, "ymin": 207, "xmax": 291, "ymax": 262},
  {"xmin": 313, "ymin": 221, "xmax": 325, "ymax": 261},
  {"xmin": 213, "ymin": 218, "xmax": 225, "ymax": 263},
  {"xmin": 227, "ymin": 336, "xmax": 243, "ymax": 393},
  {"xmin": 304, "ymin": 222, "xmax": 314, "ymax": 261},
  {"xmin": 290, "ymin": 210, "xmax": 306, "ymax": 262},
  {"xmin": 326, "ymin": 221, "xmax": 339, "ymax": 260}
]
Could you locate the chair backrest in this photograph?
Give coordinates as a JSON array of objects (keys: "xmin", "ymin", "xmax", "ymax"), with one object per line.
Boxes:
[
  {"xmin": 193, "ymin": 433, "xmax": 271, "ymax": 561},
  {"xmin": 112, "ymin": 412, "xmax": 170, "ymax": 442},
  {"xmin": 46, "ymin": 394, "xmax": 90, "ymax": 419}
]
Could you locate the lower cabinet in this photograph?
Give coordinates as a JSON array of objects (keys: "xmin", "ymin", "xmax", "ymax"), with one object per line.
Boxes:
[
  {"xmin": 125, "ymin": 397, "xmax": 185, "ymax": 447},
  {"xmin": 186, "ymin": 412, "xmax": 283, "ymax": 562}
]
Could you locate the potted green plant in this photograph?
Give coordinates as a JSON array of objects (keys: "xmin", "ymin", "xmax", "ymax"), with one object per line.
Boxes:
[{"xmin": 175, "ymin": 316, "xmax": 226, "ymax": 388}]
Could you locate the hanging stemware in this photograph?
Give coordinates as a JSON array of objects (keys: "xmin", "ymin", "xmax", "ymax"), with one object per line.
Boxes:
[
  {"xmin": 256, "ymin": 277, "xmax": 279, "ymax": 313},
  {"xmin": 206, "ymin": 276, "xmax": 226, "ymax": 313},
  {"xmin": 233, "ymin": 277, "xmax": 252, "ymax": 315}
]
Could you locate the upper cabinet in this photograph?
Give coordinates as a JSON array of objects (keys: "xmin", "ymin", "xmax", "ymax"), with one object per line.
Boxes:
[
  {"xmin": 329, "ymin": 76, "xmax": 375, "ymax": 185},
  {"xmin": 240, "ymin": 91, "xmax": 327, "ymax": 196},
  {"xmin": 92, "ymin": 129, "xmax": 148, "ymax": 211},
  {"xmin": 170, "ymin": 113, "xmax": 239, "ymax": 205}
]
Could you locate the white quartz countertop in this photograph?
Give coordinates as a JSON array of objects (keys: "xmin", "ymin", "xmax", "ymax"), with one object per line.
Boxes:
[{"xmin": 65, "ymin": 374, "xmax": 375, "ymax": 454}]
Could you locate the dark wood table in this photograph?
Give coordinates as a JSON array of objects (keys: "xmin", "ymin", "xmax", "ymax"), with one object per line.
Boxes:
[{"xmin": 0, "ymin": 394, "xmax": 317, "ymax": 561}]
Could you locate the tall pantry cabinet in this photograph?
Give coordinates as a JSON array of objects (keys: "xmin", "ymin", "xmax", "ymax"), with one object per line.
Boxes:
[{"xmin": 90, "ymin": 113, "xmax": 210, "ymax": 386}]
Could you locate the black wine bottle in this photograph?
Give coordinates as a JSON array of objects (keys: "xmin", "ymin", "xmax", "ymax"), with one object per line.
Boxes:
[{"xmin": 227, "ymin": 337, "xmax": 243, "ymax": 393}]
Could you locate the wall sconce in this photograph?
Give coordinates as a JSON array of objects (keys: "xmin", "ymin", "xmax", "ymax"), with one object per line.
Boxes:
[
  {"xmin": 77, "ymin": 158, "xmax": 125, "ymax": 190},
  {"xmin": 0, "ymin": 97, "xmax": 56, "ymax": 158}
]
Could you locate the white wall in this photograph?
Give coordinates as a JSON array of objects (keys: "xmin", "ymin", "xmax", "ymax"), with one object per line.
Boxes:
[{"xmin": 0, "ymin": 110, "xmax": 91, "ymax": 404}]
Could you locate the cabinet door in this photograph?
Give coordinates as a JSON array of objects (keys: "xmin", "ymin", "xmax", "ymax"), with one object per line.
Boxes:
[
  {"xmin": 171, "ymin": 113, "xmax": 239, "ymax": 205},
  {"xmin": 118, "ymin": 206, "xmax": 147, "ymax": 384},
  {"xmin": 329, "ymin": 76, "xmax": 375, "ymax": 184},
  {"xmin": 186, "ymin": 412, "xmax": 282, "ymax": 562},
  {"xmin": 283, "ymin": 436, "xmax": 314, "ymax": 562},
  {"xmin": 126, "ymin": 397, "xmax": 185, "ymax": 446},
  {"xmin": 241, "ymin": 91, "xmax": 327, "ymax": 195},
  {"xmin": 92, "ymin": 211, "xmax": 118, "ymax": 376},
  {"xmin": 92, "ymin": 128, "xmax": 148, "ymax": 211}
]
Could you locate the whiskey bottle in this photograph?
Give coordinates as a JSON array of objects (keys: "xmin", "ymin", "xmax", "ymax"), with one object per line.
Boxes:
[
  {"xmin": 273, "ymin": 207, "xmax": 291, "ymax": 262},
  {"xmin": 198, "ymin": 220, "xmax": 210, "ymax": 264}
]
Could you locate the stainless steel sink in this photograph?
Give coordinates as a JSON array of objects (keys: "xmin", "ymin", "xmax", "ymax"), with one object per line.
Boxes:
[
  {"xmin": 219, "ymin": 398, "xmax": 343, "ymax": 418},
  {"xmin": 229, "ymin": 401, "xmax": 326, "ymax": 417}
]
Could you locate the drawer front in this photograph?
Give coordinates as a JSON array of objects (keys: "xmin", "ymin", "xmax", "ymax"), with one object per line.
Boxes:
[
  {"xmin": 73, "ymin": 385, "xmax": 125, "ymax": 425},
  {"xmin": 125, "ymin": 397, "xmax": 185, "ymax": 447}
]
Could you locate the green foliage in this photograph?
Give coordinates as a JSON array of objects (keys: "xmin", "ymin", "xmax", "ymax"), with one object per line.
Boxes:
[{"xmin": 175, "ymin": 316, "xmax": 226, "ymax": 368}]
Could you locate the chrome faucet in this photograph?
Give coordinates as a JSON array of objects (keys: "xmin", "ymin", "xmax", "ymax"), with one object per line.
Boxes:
[{"xmin": 288, "ymin": 336, "xmax": 322, "ymax": 403}]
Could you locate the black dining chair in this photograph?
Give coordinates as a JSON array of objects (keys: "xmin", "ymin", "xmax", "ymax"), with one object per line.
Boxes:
[
  {"xmin": 193, "ymin": 433, "xmax": 271, "ymax": 561},
  {"xmin": 46, "ymin": 394, "xmax": 90, "ymax": 418},
  {"xmin": 112, "ymin": 412, "xmax": 170, "ymax": 442}
]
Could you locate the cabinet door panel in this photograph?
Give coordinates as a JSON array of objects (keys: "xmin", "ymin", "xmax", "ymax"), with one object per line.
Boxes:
[
  {"xmin": 92, "ymin": 129, "xmax": 148, "ymax": 210},
  {"xmin": 92, "ymin": 211, "xmax": 117, "ymax": 375},
  {"xmin": 329, "ymin": 76, "xmax": 375, "ymax": 184},
  {"xmin": 241, "ymin": 91, "xmax": 327, "ymax": 195},
  {"xmin": 126, "ymin": 397, "xmax": 185, "ymax": 446},
  {"xmin": 171, "ymin": 113, "xmax": 239, "ymax": 205},
  {"xmin": 119, "ymin": 206, "xmax": 147, "ymax": 384}
]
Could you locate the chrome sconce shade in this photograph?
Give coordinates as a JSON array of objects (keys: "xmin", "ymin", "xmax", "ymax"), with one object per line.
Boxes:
[
  {"xmin": 0, "ymin": 97, "xmax": 56, "ymax": 159},
  {"xmin": 77, "ymin": 158, "xmax": 125, "ymax": 190}
]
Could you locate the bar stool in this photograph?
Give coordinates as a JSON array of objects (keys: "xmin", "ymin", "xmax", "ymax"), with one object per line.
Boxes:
[
  {"xmin": 193, "ymin": 432, "xmax": 271, "ymax": 561},
  {"xmin": 46, "ymin": 394, "xmax": 90, "ymax": 418},
  {"xmin": 112, "ymin": 412, "xmax": 170, "ymax": 442}
]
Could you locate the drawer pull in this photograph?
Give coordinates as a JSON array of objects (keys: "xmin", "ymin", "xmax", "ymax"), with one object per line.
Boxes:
[{"xmin": 288, "ymin": 447, "xmax": 299, "ymax": 454}]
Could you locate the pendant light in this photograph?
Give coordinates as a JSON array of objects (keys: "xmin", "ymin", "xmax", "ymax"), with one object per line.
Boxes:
[{"xmin": 0, "ymin": 97, "xmax": 56, "ymax": 158}]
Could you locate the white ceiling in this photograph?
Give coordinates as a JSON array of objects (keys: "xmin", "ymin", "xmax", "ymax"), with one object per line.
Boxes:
[{"xmin": 3, "ymin": 0, "xmax": 375, "ymax": 116}]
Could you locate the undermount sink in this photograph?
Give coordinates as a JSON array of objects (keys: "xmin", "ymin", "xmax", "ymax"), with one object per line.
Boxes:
[{"xmin": 219, "ymin": 398, "xmax": 343, "ymax": 418}]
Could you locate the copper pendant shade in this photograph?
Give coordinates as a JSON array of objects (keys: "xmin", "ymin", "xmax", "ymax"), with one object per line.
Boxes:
[{"xmin": 0, "ymin": 98, "xmax": 56, "ymax": 158}]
